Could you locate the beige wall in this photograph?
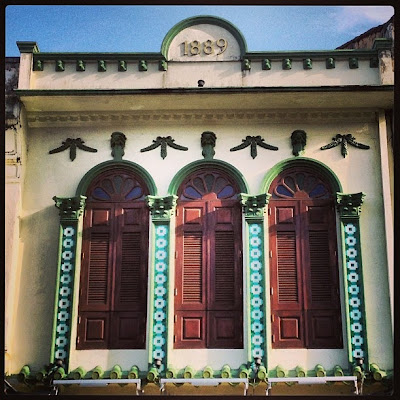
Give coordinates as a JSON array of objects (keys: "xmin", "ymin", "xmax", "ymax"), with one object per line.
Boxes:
[{"xmin": 7, "ymin": 112, "xmax": 393, "ymax": 373}]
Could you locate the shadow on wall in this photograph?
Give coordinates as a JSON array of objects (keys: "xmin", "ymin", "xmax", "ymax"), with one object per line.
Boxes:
[{"xmin": 11, "ymin": 205, "xmax": 60, "ymax": 370}]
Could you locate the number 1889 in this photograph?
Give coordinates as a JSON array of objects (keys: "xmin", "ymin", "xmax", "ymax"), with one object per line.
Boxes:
[{"xmin": 181, "ymin": 39, "xmax": 228, "ymax": 56}]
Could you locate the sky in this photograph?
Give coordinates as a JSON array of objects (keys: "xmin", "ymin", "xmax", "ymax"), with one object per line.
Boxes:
[{"xmin": 5, "ymin": 5, "xmax": 395, "ymax": 57}]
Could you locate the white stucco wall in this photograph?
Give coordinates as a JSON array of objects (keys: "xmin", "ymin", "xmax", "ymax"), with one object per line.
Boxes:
[{"xmin": 8, "ymin": 114, "xmax": 392, "ymax": 373}]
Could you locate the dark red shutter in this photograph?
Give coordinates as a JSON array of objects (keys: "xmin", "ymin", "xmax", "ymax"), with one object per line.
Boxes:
[
  {"xmin": 78, "ymin": 204, "xmax": 114, "ymax": 349},
  {"xmin": 208, "ymin": 200, "xmax": 242, "ymax": 348},
  {"xmin": 175, "ymin": 203, "xmax": 207, "ymax": 348},
  {"xmin": 111, "ymin": 204, "xmax": 148, "ymax": 349},
  {"xmin": 269, "ymin": 201, "xmax": 305, "ymax": 348},
  {"xmin": 302, "ymin": 201, "xmax": 342, "ymax": 348}
]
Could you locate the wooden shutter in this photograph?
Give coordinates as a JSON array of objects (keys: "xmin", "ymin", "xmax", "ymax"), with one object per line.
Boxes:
[
  {"xmin": 78, "ymin": 203, "xmax": 114, "ymax": 349},
  {"xmin": 175, "ymin": 203, "xmax": 207, "ymax": 348},
  {"xmin": 302, "ymin": 201, "xmax": 342, "ymax": 348},
  {"xmin": 269, "ymin": 201, "xmax": 305, "ymax": 348},
  {"xmin": 111, "ymin": 204, "xmax": 148, "ymax": 348},
  {"xmin": 208, "ymin": 200, "xmax": 243, "ymax": 348}
]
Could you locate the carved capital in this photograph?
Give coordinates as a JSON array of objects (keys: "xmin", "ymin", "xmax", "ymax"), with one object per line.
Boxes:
[
  {"xmin": 111, "ymin": 131, "xmax": 127, "ymax": 160},
  {"xmin": 336, "ymin": 192, "xmax": 366, "ymax": 218},
  {"xmin": 147, "ymin": 195, "xmax": 178, "ymax": 221},
  {"xmin": 239, "ymin": 193, "xmax": 271, "ymax": 220},
  {"xmin": 53, "ymin": 195, "xmax": 86, "ymax": 221}
]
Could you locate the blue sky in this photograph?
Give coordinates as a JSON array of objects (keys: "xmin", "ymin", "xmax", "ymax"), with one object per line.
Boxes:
[{"xmin": 5, "ymin": 5, "xmax": 394, "ymax": 56}]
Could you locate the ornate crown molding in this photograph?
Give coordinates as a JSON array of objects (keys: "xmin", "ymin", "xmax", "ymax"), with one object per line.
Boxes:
[{"xmin": 26, "ymin": 110, "xmax": 377, "ymax": 128}]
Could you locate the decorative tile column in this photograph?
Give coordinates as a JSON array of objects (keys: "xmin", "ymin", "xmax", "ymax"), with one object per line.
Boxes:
[
  {"xmin": 146, "ymin": 195, "xmax": 177, "ymax": 374},
  {"xmin": 51, "ymin": 195, "xmax": 86, "ymax": 371},
  {"xmin": 240, "ymin": 193, "xmax": 270, "ymax": 369},
  {"xmin": 336, "ymin": 192, "xmax": 369, "ymax": 369}
]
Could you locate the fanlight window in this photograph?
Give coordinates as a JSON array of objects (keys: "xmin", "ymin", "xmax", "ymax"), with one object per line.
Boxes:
[
  {"xmin": 272, "ymin": 170, "xmax": 330, "ymax": 200},
  {"xmin": 180, "ymin": 171, "xmax": 237, "ymax": 200},
  {"xmin": 87, "ymin": 170, "xmax": 146, "ymax": 202}
]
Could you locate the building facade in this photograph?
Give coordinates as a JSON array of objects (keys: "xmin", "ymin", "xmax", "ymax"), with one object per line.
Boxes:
[{"xmin": 4, "ymin": 16, "xmax": 394, "ymax": 396}]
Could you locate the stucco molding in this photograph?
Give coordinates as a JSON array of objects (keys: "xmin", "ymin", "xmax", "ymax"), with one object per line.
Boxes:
[{"xmin": 26, "ymin": 110, "xmax": 377, "ymax": 128}]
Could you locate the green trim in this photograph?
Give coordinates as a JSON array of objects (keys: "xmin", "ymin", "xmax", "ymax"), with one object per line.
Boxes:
[
  {"xmin": 161, "ymin": 15, "xmax": 248, "ymax": 58},
  {"xmin": 168, "ymin": 159, "xmax": 249, "ymax": 195},
  {"xmin": 246, "ymin": 49, "xmax": 380, "ymax": 60},
  {"xmin": 260, "ymin": 157, "xmax": 342, "ymax": 194},
  {"xmin": 75, "ymin": 160, "xmax": 157, "ymax": 197},
  {"xmin": 17, "ymin": 41, "xmax": 39, "ymax": 53},
  {"xmin": 372, "ymin": 38, "xmax": 393, "ymax": 51},
  {"xmin": 33, "ymin": 52, "xmax": 165, "ymax": 61},
  {"xmin": 16, "ymin": 85, "xmax": 394, "ymax": 98}
]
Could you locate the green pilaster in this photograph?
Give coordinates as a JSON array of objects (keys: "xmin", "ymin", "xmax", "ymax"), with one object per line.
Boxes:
[
  {"xmin": 51, "ymin": 195, "xmax": 86, "ymax": 371},
  {"xmin": 146, "ymin": 195, "xmax": 177, "ymax": 375},
  {"xmin": 336, "ymin": 192, "xmax": 368, "ymax": 371},
  {"xmin": 239, "ymin": 193, "xmax": 270, "ymax": 373}
]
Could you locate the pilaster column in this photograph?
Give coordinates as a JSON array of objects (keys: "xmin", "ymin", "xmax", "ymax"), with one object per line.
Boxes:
[
  {"xmin": 336, "ymin": 192, "xmax": 368, "ymax": 369},
  {"xmin": 239, "ymin": 193, "xmax": 270, "ymax": 370},
  {"xmin": 146, "ymin": 195, "xmax": 177, "ymax": 375},
  {"xmin": 51, "ymin": 195, "xmax": 86, "ymax": 371}
]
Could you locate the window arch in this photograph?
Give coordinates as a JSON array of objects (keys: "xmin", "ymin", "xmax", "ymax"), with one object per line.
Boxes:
[
  {"xmin": 268, "ymin": 166, "xmax": 343, "ymax": 349},
  {"xmin": 77, "ymin": 168, "xmax": 150, "ymax": 349},
  {"xmin": 174, "ymin": 168, "xmax": 243, "ymax": 348}
]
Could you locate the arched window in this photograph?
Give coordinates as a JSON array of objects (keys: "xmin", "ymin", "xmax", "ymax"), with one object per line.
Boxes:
[
  {"xmin": 77, "ymin": 168, "xmax": 149, "ymax": 349},
  {"xmin": 174, "ymin": 169, "xmax": 243, "ymax": 348},
  {"xmin": 268, "ymin": 167, "xmax": 343, "ymax": 349}
]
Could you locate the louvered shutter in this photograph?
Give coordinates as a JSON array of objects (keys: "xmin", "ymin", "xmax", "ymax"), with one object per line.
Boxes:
[
  {"xmin": 175, "ymin": 202, "xmax": 207, "ymax": 348},
  {"xmin": 208, "ymin": 200, "xmax": 243, "ymax": 348},
  {"xmin": 302, "ymin": 200, "xmax": 342, "ymax": 348},
  {"xmin": 78, "ymin": 203, "xmax": 114, "ymax": 349},
  {"xmin": 111, "ymin": 204, "xmax": 148, "ymax": 348},
  {"xmin": 269, "ymin": 201, "xmax": 305, "ymax": 348}
]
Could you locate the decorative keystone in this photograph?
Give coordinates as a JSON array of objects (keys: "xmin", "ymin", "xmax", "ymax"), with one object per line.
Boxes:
[
  {"xmin": 76, "ymin": 60, "xmax": 85, "ymax": 71},
  {"xmin": 303, "ymin": 58, "xmax": 312, "ymax": 70},
  {"xmin": 111, "ymin": 131, "xmax": 127, "ymax": 160},
  {"xmin": 370, "ymin": 57, "xmax": 379, "ymax": 68},
  {"xmin": 139, "ymin": 60, "xmax": 147, "ymax": 71},
  {"xmin": 242, "ymin": 58, "xmax": 251, "ymax": 70},
  {"xmin": 118, "ymin": 60, "xmax": 127, "ymax": 71},
  {"xmin": 230, "ymin": 135, "xmax": 278, "ymax": 159},
  {"xmin": 128, "ymin": 366, "xmax": 140, "ymax": 379},
  {"xmin": 71, "ymin": 367, "xmax": 86, "ymax": 380},
  {"xmin": 282, "ymin": 58, "xmax": 292, "ymax": 70},
  {"xmin": 53, "ymin": 195, "xmax": 86, "ymax": 221},
  {"xmin": 336, "ymin": 192, "xmax": 365, "ymax": 217},
  {"xmin": 291, "ymin": 130, "xmax": 307, "ymax": 156},
  {"xmin": 201, "ymin": 131, "xmax": 217, "ymax": 159},
  {"xmin": 326, "ymin": 57, "xmax": 335, "ymax": 69},
  {"xmin": 33, "ymin": 59, "xmax": 43, "ymax": 71},
  {"xmin": 315, "ymin": 364, "xmax": 326, "ymax": 377},
  {"xmin": 140, "ymin": 136, "xmax": 188, "ymax": 159},
  {"xmin": 98, "ymin": 60, "xmax": 107, "ymax": 72},
  {"xmin": 91, "ymin": 366, "xmax": 104, "ymax": 379},
  {"xmin": 349, "ymin": 57, "xmax": 359, "ymax": 69},
  {"xmin": 262, "ymin": 59, "xmax": 271, "ymax": 70},
  {"xmin": 159, "ymin": 60, "xmax": 168, "ymax": 71},
  {"xmin": 221, "ymin": 365, "xmax": 231, "ymax": 378},
  {"xmin": 321, "ymin": 133, "xmax": 370, "ymax": 158},
  {"xmin": 110, "ymin": 365, "xmax": 122, "ymax": 379},
  {"xmin": 55, "ymin": 60, "xmax": 65, "ymax": 72},
  {"xmin": 147, "ymin": 195, "xmax": 177, "ymax": 221},
  {"xmin": 276, "ymin": 365, "xmax": 287, "ymax": 378},
  {"xmin": 49, "ymin": 138, "xmax": 98, "ymax": 161},
  {"xmin": 239, "ymin": 193, "xmax": 270, "ymax": 219}
]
